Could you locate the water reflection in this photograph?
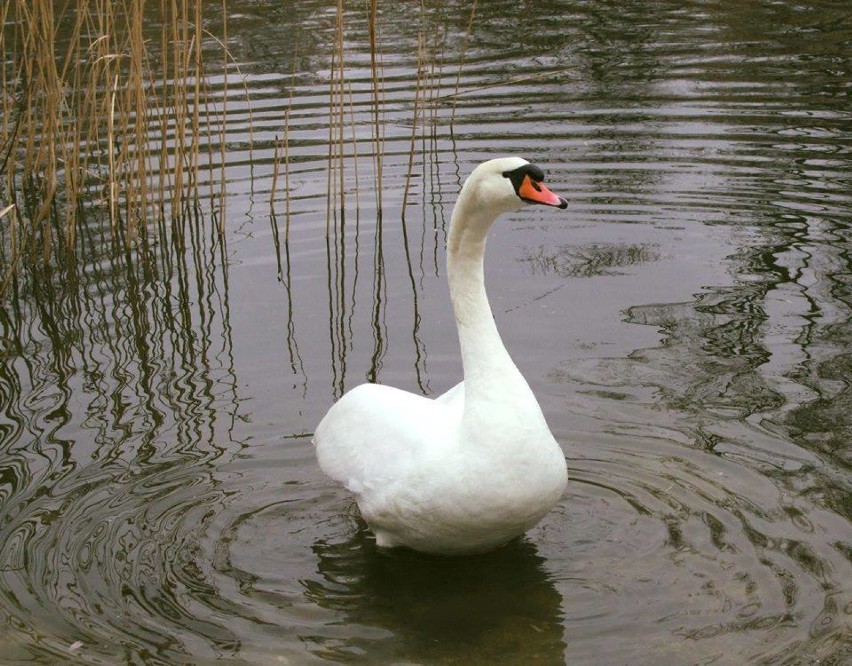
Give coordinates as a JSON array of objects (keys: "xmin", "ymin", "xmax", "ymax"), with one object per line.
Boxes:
[
  {"xmin": 521, "ymin": 243, "xmax": 660, "ymax": 279},
  {"xmin": 309, "ymin": 530, "xmax": 566, "ymax": 664},
  {"xmin": 269, "ymin": 218, "xmax": 307, "ymax": 393},
  {"xmin": 551, "ymin": 278, "xmax": 852, "ymax": 660},
  {"xmin": 0, "ymin": 225, "xmax": 245, "ymax": 662},
  {"xmin": 2, "ymin": 0, "xmax": 852, "ymax": 663}
]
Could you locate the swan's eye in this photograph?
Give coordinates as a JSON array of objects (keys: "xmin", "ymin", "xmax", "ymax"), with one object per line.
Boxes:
[{"xmin": 502, "ymin": 163, "xmax": 547, "ymax": 197}]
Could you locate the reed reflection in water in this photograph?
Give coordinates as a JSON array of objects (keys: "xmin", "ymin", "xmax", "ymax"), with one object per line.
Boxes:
[{"xmin": 0, "ymin": 222, "xmax": 246, "ymax": 661}]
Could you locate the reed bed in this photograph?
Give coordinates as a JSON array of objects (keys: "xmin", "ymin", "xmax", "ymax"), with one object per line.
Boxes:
[
  {"xmin": 313, "ymin": 1, "xmax": 470, "ymax": 230},
  {"xmin": 1, "ymin": 0, "xmax": 482, "ymax": 304},
  {"xmin": 0, "ymin": 0, "xmax": 233, "ymax": 297}
]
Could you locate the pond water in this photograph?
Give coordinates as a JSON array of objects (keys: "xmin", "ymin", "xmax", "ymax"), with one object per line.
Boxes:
[{"xmin": 2, "ymin": 0, "xmax": 852, "ymax": 663}]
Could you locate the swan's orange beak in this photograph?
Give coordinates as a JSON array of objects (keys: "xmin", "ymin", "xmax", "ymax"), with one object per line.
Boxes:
[{"xmin": 518, "ymin": 175, "xmax": 568, "ymax": 209}]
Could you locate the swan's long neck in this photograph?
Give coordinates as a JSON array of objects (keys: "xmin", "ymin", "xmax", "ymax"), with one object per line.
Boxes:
[{"xmin": 447, "ymin": 193, "xmax": 526, "ymax": 401}]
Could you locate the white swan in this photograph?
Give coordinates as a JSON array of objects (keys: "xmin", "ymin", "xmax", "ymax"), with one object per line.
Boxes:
[{"xmin": 314, "ymin": 157, "xmax": 569, "ymax": 555}]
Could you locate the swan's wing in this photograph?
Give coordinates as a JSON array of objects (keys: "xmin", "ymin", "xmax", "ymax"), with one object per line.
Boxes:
[
  {"xmin": 314, "ymin": 383, "xmax": 458, "ymax": 495},
  {"xmin": 435, "ymin": 380, "xmax": 464, "ymax": 408}
]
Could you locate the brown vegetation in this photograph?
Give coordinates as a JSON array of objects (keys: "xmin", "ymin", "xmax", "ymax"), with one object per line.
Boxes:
[{"xmin": 0, "ymin": 0, "xmax": 233, "ymax": 296}]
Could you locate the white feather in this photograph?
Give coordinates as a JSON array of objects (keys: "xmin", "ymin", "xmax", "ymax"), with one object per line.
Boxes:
[{"xmin": 314, "ymin": 157, "xmax": 568, "ymax": 555}]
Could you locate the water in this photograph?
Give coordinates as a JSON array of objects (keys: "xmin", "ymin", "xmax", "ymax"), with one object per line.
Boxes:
[{"xmin": 2, "ymin": 0, "xmax": 851, "ymax": 663}]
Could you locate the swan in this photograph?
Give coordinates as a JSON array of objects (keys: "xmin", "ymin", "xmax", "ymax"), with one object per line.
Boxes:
[{"xmin": 314, "ymin": 157, "xmax": 569, "ymax": 555}]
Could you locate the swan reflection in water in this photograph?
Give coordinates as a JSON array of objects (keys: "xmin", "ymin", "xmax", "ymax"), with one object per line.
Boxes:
[{"xmin": 305, "ymin": 523, "xmax": 566, "ymax": 665}]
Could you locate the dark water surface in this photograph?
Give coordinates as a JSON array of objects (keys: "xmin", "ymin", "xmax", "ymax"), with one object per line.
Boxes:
[{"xmin": 2, "ymin": 0, "xmax": 852, "ymax": 663}]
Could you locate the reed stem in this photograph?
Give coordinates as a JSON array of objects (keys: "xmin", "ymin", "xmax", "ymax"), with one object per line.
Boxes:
[{"xmin": 0, "ymin": 0, "xmax": 236, "ymax": 297}]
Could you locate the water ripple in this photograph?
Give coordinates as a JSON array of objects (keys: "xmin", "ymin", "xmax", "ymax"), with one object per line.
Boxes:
[{"xmin": 2, "ymin": 0, "xmax": 852, "ymax": 663}]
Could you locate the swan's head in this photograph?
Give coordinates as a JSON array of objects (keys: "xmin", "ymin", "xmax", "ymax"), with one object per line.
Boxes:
[{"xmin": 463, "ymin": 157, "xmax": 568, "ymax": 216}]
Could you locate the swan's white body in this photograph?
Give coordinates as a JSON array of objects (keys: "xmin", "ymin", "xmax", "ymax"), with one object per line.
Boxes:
[{"xmin": 314, "ymin": 157, "xmax": 568, "ymax": 555}]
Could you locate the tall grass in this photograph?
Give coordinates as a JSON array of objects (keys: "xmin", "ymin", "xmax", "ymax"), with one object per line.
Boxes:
[
  {"xmin": 0, "ymin": 0, "xmax": 233, "ymax": 297},
  {"xmin": 1, "ymin": 0, "xmax": 480, "ymax": 310}
]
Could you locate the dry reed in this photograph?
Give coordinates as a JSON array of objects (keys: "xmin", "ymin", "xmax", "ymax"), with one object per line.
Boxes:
[
  {"xmin": 450, "ymin": 0, "xmax": 478, "ymax": 125},
  {"xmin": 1, "ymin": 0, "xmax": 482, "ymax": 302},
  {"xmin": 0, "ymin": 0, "xmax": 237, "ymax": 298},
  {"xmin": 402, "ymin": 32, "xmax": 426, "ymax": 212},
  {"xmin": 269, "ymin": 48, "xmax": 291, "ymax": 226},
  {"xmin": 367, "ymin": 0, "xmax": 385, "ymax": 216}
]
